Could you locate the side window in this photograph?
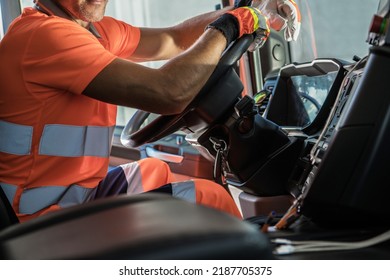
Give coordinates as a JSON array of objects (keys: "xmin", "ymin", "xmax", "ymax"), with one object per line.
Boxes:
[
  {"xmin": 0, "ymin": 4, "xmax": 3, "ymax": 39},
  {"xmin": 291, "ymin": 0, "xmax": 377, "ymax": 62},
  {"xmin": 2, "ymin": 0, "xmax": 22, "ymax": 37},
  {"xmin": 20, "ymin": 0, "xmax": 29, "ymax": 7}
]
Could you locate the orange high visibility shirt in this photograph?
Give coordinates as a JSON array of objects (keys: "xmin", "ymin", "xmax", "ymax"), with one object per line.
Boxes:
[{"xmin": 0, "ymin": 8, "xmax": 140, "ymax": 219}]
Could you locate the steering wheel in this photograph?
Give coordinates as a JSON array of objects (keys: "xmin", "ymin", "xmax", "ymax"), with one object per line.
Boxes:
[
  {"xmin": 121, "ymin": 35, "xmax": 254, "ymax": 148},
  {"xmin": 300, "ymin": 92, "xmax": 322, "ymax": 111}
]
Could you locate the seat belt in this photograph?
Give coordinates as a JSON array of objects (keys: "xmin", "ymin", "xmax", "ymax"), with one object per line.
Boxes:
[{"xmin": 33, "ymin": 0, "xmax": 102, "ymax": 38}]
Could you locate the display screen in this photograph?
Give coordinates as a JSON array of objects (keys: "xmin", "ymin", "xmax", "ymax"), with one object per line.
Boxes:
[
  {"xmin": 288, "ymin": 72, "xmax": 338, "ymax": 125},
  {"xmin": 265, "ymin": 60, "xmax": 341, "ymax": 128}
]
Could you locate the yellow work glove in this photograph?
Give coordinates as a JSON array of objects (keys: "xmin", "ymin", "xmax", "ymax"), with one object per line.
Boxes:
[{"xmin": 207, "ymin": 7, "xmax": 270, "ymax": 51}]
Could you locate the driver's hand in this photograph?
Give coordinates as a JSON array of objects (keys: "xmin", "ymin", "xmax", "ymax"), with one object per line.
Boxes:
[
  {"xmin": 207, "ymin": 7, "xmax": 270, "ymax": 50},
  {"xmin": 252, "ymin": 0, "xmax": 301, "ymax": 41}
]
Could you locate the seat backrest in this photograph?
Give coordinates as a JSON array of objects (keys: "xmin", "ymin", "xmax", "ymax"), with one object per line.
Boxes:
[{"xmin": 0, "ymin": 185, "xmax": 19, "ymax": 230}]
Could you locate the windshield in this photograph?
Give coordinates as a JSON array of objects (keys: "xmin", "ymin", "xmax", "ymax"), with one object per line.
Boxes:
[{"xmin": 291, "ymin": 0, "xmax": 379, "ymax": 63}]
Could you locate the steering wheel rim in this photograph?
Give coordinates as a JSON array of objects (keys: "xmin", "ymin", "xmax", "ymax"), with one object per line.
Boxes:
[{"xmin": 121, "ymin": 34, "xmax": 254, "ymax": 148}]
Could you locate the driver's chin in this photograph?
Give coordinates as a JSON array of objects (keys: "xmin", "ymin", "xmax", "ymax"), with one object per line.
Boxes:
[{"xmin": 79, "ymin": 2, "xmax": 106, "ymax": 22}]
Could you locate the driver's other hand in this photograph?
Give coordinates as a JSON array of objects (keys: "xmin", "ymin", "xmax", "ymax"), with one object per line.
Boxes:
[
  {"xmin": 252, "ymin": 0, "xmax": 301, "ymax": 41},
  {"xmin": 207, "ymin": 7, "xmax": 270, "ymax": 50},
  {"xmin": 228, "ymin": 7, "xmax": 270, "ymax": 51}
]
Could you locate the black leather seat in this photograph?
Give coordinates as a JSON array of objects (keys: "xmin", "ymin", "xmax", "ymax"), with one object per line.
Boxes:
[{"xmin": 0, "ymin": 192, "xmax": 273, "ymax": 259}]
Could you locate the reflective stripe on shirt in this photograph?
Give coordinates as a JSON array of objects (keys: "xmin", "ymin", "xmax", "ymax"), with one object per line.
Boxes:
[
  {"xmin": 0, "ymin": 120, "xmax": 114, "ymax": 158},
  {"xmin": 0, "ymin": 183, "xmax": 96, "ymax": 215},
  {"xmin": 39, "ymin": 125, "xmax": 115, "ymax": 157},
  {"xmin": 0, "ymin": 120, "xmax": 33, "ymax": 155}
]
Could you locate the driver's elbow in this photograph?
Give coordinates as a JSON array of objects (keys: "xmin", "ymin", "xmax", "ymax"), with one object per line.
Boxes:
[
  {"xmin": 162, "ymin": 92, "xmax": 190, "ymax": 115},
  {"xmin": 155, "ymin": 74, "xmax": 196, "ymax": 115},
  {"xmin": 156, "ymin": 83, "xmax": 193, "ymax": 115}
]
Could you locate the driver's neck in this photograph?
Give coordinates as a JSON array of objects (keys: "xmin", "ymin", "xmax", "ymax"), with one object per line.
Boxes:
[{"xmin": 74, "ymin": 18, "xmax": 90, "ymax": 29}]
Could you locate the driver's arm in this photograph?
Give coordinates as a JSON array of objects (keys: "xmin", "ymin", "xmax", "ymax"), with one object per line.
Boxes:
[
  {"xmin": 129, "ymin": 7, "xmax": 233, "ymax": 62},
  {"xmin": 82, "ymin": 8, "xmax": 265, "ymax": 115},
  {"xmin": 83, "ymin": 28, "xmax": 227, "ymax": 115}
]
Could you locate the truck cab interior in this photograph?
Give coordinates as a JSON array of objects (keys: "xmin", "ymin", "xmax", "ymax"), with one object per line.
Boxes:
[{"xmin": 1, "ymin": 0, "xmax": 390, "ymax": 260}]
